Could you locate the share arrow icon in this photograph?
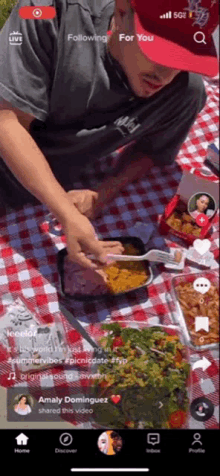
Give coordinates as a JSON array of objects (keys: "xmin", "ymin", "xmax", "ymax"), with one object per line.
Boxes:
[{"xmin": 192, "ymin": 357, "xmax": 211, "ymax": 371}]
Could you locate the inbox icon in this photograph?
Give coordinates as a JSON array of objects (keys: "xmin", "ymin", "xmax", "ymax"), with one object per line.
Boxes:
[{"xmin": 147, "ymin": 433, "xmax": 160, "ymax": 445}]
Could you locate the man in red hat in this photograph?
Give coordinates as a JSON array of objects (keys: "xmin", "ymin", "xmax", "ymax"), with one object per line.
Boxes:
[{"xmin": 0, "ymin": 0, "xmax": 218, "ymax": 270}]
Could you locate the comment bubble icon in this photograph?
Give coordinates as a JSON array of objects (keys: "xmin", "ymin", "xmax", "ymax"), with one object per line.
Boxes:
[
  {"xmin": 193, "ymin": 277, "xmax": 211, "ymax": 295},
  {"xmin": 195, "ymin": 316, "xmax": 209, "ymax": 333}
]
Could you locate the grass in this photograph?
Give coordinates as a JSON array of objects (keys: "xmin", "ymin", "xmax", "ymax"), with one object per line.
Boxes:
[{"xmin": 0, "ymin": 0, "xmax": 18, "ymax": 29}]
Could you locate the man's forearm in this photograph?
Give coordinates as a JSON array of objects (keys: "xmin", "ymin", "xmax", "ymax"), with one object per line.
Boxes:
[
  {"xmin": 94, "ymin": 143, "xmax": 153, "ymax": 208},
  {"xmin": 0, "ymin": 112, "xmax": 80, "ymax": 226}
]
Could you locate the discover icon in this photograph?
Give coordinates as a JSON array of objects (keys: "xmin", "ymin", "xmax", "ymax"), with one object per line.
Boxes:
[{"xmin": 59, "ymin": 433, "xmax": 73, "ymax": 446}]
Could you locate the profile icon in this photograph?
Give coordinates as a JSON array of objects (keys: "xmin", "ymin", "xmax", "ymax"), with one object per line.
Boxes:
[
  {"xmin": 97, "ymin": 431, "xmax": 123, "ymax": 455},
  {"xmin": 192, "ymin": 433, "xmax": 202, "ymax": 446},
  {"xmin": 13, "ymin": 394, "xmax": 32, "ymax": 416},
  {"xmin": 188, "ymin": 193, "xmax": 216, "ymax": 220}
]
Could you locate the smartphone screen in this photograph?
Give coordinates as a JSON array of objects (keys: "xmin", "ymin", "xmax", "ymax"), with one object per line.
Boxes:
[{"xmin": 0, "ymin": 1, "xmax": 219, "ymax": 474}]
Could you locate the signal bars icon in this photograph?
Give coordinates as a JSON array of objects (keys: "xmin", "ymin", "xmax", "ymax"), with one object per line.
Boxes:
[{"xmin": 160, "ymin": 11, "xmax": 172, "ymax": 19}]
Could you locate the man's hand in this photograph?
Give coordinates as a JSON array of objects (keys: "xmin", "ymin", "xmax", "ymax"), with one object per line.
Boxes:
[
  {"xmin": 64, "ymin": 212, "xmax": 107, "ymax": 269},
  {"xmin": 66, "ymin": 150, "xmax": 153, "ymax": 220},
  {"xmin": 67, "ymin": 188, "xmax": 111, "ymax": 220},
  {"xmin": 92, "ymin": 180, "xmax": 117, "ymax": 219},
  {"xmin": 96, "ymin": 240, "xmax": 124, "ymax": 265},
  {"xmin": 93, "ymin": 148, "xmax": 154, "ymax": 218},
  {"xmin": 64, "ymin": 240, "xmax": 124, "ymax": 292},
  {"xmin": 67, "ymin": 189, "xmax": 98, "ymax": 219},
  {"xmin": 63, "ymin": 212, "xmax": 124, "ymax": 270}
]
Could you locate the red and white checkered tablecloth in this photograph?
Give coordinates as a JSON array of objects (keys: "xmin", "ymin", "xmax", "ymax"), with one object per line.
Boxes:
[{"xmin": 0, "ymin": 78, "xmax": 219, "ymax": 429}]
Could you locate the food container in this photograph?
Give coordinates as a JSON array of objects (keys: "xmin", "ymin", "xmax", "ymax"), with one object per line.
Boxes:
[
  {"xmin": 159, "ymin": 171, "xmax": 219, "ymax": 245},
  {"xmin": 87, "ymin": 320, "xmax": 192, "ymax": 429},
  {"xmin": 7, "ymin": 316, "xmax": 70, "ymax": 377},
  {"xmin": 0, "ymin": 294, "xmax": 70, "ymax": 379},
  {"xmin": 170, "ymin": 270, "xmax": 219, "ymax": 351},
  {"xmin": 159, "ymin": 194, "xmax": 216, "ymax": 244},
  {"xmin": 57, "ymin": 237, "xmax": 153, "ymax": 301},
  {"xmin": 0, "ymin": 294, "xmax": 41, "ymax": 350}
]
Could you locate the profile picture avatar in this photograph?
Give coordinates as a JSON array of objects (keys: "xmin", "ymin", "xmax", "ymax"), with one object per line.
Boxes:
[
  {"xmin": 97, "ymin": 431, "xmax": 123, "ymax": 455},
  {"xmin": 188, "ymin": 193, "xmax": 216, "ymax": 219},
  {"xmin": 13, "ymin": 394, "xmax": 33, "ymax": 416}
]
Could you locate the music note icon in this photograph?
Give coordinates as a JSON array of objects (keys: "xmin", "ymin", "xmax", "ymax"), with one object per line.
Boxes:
[{"xmin": 7, "ymin": 372, "xmax": 16, "ymax": 380}]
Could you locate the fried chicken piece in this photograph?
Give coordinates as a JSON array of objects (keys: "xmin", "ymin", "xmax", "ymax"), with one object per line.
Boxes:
[
  {"xmin": 191, "ymin": 227, "xmax": 201, "ymax": 236},
  {"xmin": 182, "ymin": 212, "xmax": 194, "ymax": 223},
  {"xmin": 182, "ymin": 223, "xmax": 194, "ymax": 234}
]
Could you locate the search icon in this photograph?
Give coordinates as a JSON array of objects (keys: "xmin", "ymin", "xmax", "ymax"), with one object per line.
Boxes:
[{"xmin": 193, "ymin": 31, "xmax": 207, "ymax": 44}]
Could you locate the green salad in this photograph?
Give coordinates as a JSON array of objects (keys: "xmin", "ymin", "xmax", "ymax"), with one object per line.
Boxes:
[{"xmin": 92, "ymin": 323, "xmax": 190, "ymax": 429}]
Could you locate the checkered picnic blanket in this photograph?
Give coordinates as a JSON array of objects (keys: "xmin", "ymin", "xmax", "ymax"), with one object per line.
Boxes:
[{"xmin": 0, "ymin": 77, "xmax": 219, "ymax": 429}]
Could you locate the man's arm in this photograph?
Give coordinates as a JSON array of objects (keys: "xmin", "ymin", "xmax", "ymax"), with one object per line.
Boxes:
[
  {"xmin": 93, "ymin": 142, "xmax": 153, "ymax": 217},
  {"xmin": 0, "ymin": 101, "xmax": 108, "ymax": 269},
  {"xmin": 0, "ymin": 101, "xmax": 77, "ymax": 224}
]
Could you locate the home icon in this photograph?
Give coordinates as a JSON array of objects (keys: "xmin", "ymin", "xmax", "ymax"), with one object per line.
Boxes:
[{"xmin": 15, "ymin": 433, "xmax": 29, "ymax": 446}]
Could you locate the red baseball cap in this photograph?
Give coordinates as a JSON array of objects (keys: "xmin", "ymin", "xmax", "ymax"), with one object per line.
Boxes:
[{"xmin": 130, "ymin": 0, "xmax": 219, "ymax": 77}]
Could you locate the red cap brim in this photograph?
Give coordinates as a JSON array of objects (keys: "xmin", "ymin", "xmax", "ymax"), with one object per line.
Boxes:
[{"xmin": 134, "ymin": 13, "xmax": 219, "ymax": 78}]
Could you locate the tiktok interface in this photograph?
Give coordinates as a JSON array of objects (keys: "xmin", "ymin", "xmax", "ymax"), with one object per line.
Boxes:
[{"xmin": 0, "ymin": 0, "xmax": 219, "ymax": 472}]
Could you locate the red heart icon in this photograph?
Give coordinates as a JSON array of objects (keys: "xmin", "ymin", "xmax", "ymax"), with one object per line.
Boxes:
[{"xmin": 111, "ymin": 394, "xmax": 121, "ymax": 404}]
